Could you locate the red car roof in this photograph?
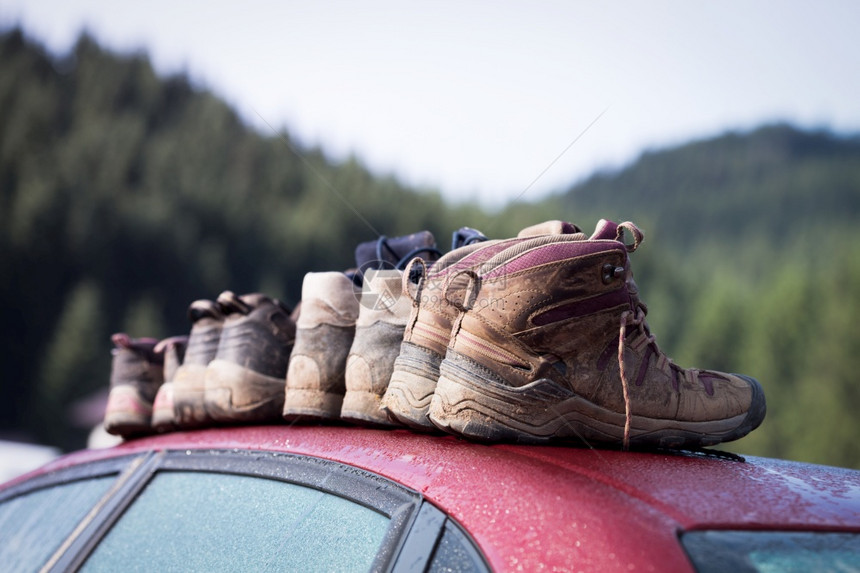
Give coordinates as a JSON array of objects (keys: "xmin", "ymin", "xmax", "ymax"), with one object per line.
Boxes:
[{"xmin": 10, "ymin": 425, "xmax": 860, "ymax": 572}]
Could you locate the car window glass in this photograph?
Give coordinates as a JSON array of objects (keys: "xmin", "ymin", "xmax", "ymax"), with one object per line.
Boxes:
[
  {"xmin": 81, "ymin": 470, "xmax": 391, "ymax": 572},
  {"xmin": 682, "ymin": 530, "xmax": 860, "ymax": 572},
  {"xmin": 0, "ymin": 476, "xmax": 116, "ymax": 572},
  {"xmin": 427, "ymin": 520, "xmax": 488, "ymax": 573}
]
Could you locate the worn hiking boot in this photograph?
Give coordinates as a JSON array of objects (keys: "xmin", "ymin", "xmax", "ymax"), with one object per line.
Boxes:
[
  {"xmin": 353, "ymin": 230, "xmax": 442, "ymax": 276},
  {"xmin": 341, "ymin": 231, "xmax": 443, "ymax": 426},
  {"xmin": 151, "ymin": 335, "xmax": 188, "ymax": 432},
  {"xmin": 428, "ymin": 220, "xmax": 766, "ymax": 449},
  {"xmin": 383, "ymin": 221, "xmax": 586, "ymax": 430},
  {"xmin": 204, "ymin": 291, "xmax": 296, "ymax": 424},
  {"xmin": 104, "ymin": 333, "xmax": 164, "ymax": 437},
  {"xmin": 173, "ymin": 299, "xmax": 225, "ymax": 428},
  {"xmin": 283, "ymin": 272, "xmax": 362, "ymax": 422}
]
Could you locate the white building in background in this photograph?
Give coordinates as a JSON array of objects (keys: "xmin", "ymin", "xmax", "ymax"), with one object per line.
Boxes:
[{"xmin": 0, "ymin": 440, "xmax": 60, "ymax": 483}]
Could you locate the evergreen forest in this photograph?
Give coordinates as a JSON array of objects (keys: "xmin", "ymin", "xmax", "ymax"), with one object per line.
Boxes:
[{"xmin": 2, "ymin": 28, "xmax": 859, "ymax": 468}]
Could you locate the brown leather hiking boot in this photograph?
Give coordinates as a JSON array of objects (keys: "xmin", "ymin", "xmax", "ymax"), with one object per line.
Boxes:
[
  {"xmin": 284, "ymin": 230, "xmax": 447, "ymax": 425},
  {"xmin": 428, "ymin": 220, "xmax": 766, "ymax": 449},
  {"xmin": 104, "ymin": 333, "xmax": 164, "ymax": 437},
  {"xmin": 382, "ymin": 221, "xmax": 586, "ymax": 431},
  {"xmin": 282, "ymin": 271, "xmax": 361, "ymax": 422},
  {"xmin": 151, "ymin": 335, "xmax": 188, "ymax": 432},
  {"xmin": 341, "ymin": 231, "xmax": 444, "ymax": 426},
  {"xmin": 204, "ymin": 291, "xmax": 296, "ymax": 424},
  {"xmin": 173, "ymin": 299, "xmax": 225, "ymax": 428}
]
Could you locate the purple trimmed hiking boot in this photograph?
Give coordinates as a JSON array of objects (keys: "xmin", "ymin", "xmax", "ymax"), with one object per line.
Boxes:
[
  {"xmin": 428, "ymin": 220, "xmax": 766, "ymax": 450},
  {"xmin": 382, "ymin": 221, "xmax": 586, "ymax": 431},
  {"xmin": 104, "ymin": 333, "xmax": 164, "ymax": 438},
  {"xmin": 173, "ymin": 299, "xmax": 225, "ymax": 428},
  {"xmin": 204, "ymin": 291, "xmax": 296, "ymax": 424},
  {"xmin": 151, "ymin": 335, "xmax": 189, "ymax": 432}
]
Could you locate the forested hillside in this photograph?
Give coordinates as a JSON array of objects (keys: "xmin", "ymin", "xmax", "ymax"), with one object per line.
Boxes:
[
  {"xmin": 0, "ymin": 28, "xmax": 493, "ymax": 449},
  {"xmin": 557, "ymin": 123, "xmax": 860, "ymax": 251},
  {"xmin": 3, "ymin": 27, "xmax": 859, "ymax": 468}
]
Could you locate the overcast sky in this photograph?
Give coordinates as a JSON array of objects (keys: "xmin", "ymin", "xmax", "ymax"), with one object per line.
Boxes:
[{"xmin": 3, "ymin": 1, "xmax": 859, "ymax": 206}]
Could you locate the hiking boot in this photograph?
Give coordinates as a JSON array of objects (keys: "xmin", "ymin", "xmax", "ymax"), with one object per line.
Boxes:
[
  {"xmin": 341, "ymin": 231, "xmax": 443, "ymax": 426},
  {"xmin": 383, "ymin": 221, "xmax": 586, "ymax": 430},
  {"xmin": 104, "ymin": 333, "xmax": 164, "ymax": 437},
  {"xmin": 353, "ymin": 230, "xmax": 441, "ymax": 276},
  {"xmin": 173, "ymin": 299, "xmax": 225, "ymax": 428},
  {"xmin": 282, "ymin": 272, "xmax": 361, "ymax": 422},
  {"xmin": 151, "ymin": 335, "xmax": 188, "ymax": 432},
  {"xmin": 204, "ymin": 291, "xmax": 295, "ymax": 423},
  {"xmin": 428, "ymin": 220, "xmax": 766, "ymax": 449}
]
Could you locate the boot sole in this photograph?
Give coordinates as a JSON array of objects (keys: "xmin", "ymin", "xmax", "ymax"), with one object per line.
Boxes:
[
  {"xmin": 429, "ymin": 350, "xmax": 766, "ymax": 449},
  {"xmin": 172, "ymin": 364, "xmax": 213, "ymax": 427},
  {"xmin": 341, "ymin": 389, "xmax": 399, "ymax": 427},
  {"xmin": 151, "ymin": 382, "xmax": 176, "ymax": 431},
  {"xmin": 283, "ymin": 388, "xmax": 344, "ymax": 422},
  {"xmin": 382, "ymin": 342, "xmax": 443, "ymax": 431},
  {"xmin": 104, "ymin": 385, "xmax": 153, "ymax": 437},
  {"xmin": 204, "ymin": 359, "xmax": 285, "ymax": 423}
]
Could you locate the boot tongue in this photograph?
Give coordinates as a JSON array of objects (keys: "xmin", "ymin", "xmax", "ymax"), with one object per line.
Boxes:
[
  {"xmin": 154, "ymin": 335, "xmax": 189, "ymax": 354},
  {"xmin": 111, "ymin": 333, "xmax": 163, "ymax": 362},
  {"xmin": 517, "ymin": 220, "xmax": 582, "ymax": 237},
  {"xmin": 188, "ymin": 299, "xmax": 224, "ymax": 322},
  {"xmin": 216, "ymin": 290, "xmax": 251, "ymax": 315},
  {"xmin": 238, "ymin": 293, "xmax": 276, "ymax": 310},
  {"xmin": 217, "ymin": 291, "xmax": 291, "ymax": 316},
  {"xmin": 354, "ymin": 230, "xmax": 440, "ymax": 276},
  {"xmin": 155, "ymin": 336, "xmax": 189, "ymax": 379},
  {"xmin": 589, "ymin": 219, "xmax": 618, "ymax": 240}
]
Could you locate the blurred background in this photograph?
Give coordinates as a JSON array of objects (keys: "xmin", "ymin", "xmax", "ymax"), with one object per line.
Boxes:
[{"xmin": 1, "ymin": 1, "xmax": 858, "ymax": 470}]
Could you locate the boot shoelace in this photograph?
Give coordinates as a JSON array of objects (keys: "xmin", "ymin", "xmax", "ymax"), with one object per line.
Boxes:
[
  {"xmin": 617, "ymin": 303, "xmax": 685, "ymax": 450},
  {"xmin": 451, "ymin": 227, "xmax": 488, "ymax": 250},
  {"xmin": 375, "ymin": 235, "xmax": 443, "ymax": 271}
]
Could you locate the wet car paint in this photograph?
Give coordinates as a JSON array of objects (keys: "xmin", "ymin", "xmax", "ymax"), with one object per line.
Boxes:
[{"xmin": 7, "ymin": 425, "xmax": 860, "ymax": 572}]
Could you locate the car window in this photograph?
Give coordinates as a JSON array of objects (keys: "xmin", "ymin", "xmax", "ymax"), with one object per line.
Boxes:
[
  {"xmin": 681, "ymin": 530, "xmax": 860, "ymax": 572},
  {"xmin": 0, "ymin": 450, "xmax": 490, "ymax": 572},
  {"xmin": 81, "ymin": 470, "xmax": 391, "ymax": 572},
  {"xmin": 0, "ymin": 476, "xmax": 116, "ymax": 573},
  {"xmin": 427, "ymin": 520, "xmax": 487, "ymax": 573},
  {"xmin": 391, "ymin": 497, "xmax": 489, "ymax": 573}
]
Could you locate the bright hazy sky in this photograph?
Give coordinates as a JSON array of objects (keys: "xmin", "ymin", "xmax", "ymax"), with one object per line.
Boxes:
[{"xmin": 3, "ymin": 1, "xmax": 859, "ymax": 206}]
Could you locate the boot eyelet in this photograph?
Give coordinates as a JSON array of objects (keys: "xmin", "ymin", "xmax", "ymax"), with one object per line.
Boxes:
[{"xmin": 602, "ymin": 264, "xmax": 625, "ymax": 284}]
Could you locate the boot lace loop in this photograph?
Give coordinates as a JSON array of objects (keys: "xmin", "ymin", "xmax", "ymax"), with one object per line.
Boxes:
[{"xmin": 617, "ymin": 303, "xmax": 683, "ymax": 450}]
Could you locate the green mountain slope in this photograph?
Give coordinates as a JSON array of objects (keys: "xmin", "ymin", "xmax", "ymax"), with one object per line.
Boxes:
[{"xmin": 553, "ymin": 123, "xmax": 860, "ymax": 251}]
